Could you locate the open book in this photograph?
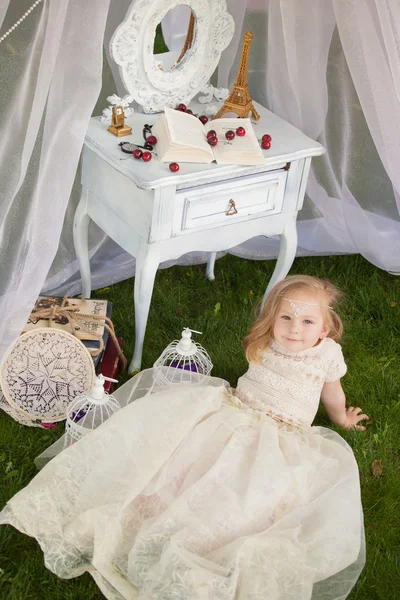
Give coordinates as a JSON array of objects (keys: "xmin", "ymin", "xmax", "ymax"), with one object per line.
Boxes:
[{"xmin": 152, "ymin": 108, "xmax": 266, "ymax": 166}]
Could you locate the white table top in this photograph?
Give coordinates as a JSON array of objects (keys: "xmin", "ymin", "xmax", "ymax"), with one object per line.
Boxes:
[{"xmin": 85, "ymin": 101, "xmax": 324, "ymax": 191}]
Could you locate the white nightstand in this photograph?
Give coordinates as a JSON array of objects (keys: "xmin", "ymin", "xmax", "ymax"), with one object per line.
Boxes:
[{"xmin": 73, "ymin": 102, "xmax": 324, "ymax": 371}]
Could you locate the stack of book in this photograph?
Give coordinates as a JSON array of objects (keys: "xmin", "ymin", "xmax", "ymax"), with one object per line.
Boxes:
[
  {"xmin": 101, "ymin": 336, "xmax": 124, "ymax": 393},
  {"xmin": 23, "ymin": 296, "xmax": 123, "ymax": 390}
]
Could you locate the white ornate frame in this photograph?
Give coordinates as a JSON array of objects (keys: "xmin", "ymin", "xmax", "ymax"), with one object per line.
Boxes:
[{"xmin": 110, "ymin": 0, "xmax": 234, "ymax": 113}]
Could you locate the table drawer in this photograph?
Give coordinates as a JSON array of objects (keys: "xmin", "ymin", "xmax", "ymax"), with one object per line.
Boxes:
[{"xmin": 173, "ymin": 169, "xmax": 288, "ymax": 235}]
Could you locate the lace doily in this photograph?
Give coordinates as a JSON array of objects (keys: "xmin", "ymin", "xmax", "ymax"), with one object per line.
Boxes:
[
  {"xmin": 0, "ymin": 329, "xmax": 95, "ymax": 424},
  {"xmin": 0, "ymin": 387, "xmax": 44, "ymax": 427}
]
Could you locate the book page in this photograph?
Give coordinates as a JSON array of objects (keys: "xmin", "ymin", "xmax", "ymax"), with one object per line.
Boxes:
[
  {"xmin": 152, "ymin": 116, "xmax": 171, "ymax": 162},
  {"xmin": 205, "ymin": 118, "xmax": 266, "ymax": 165},
  {"xmin": 153, "ymin": 109, "xmax": 214, "ymax": 162},
  {"xmin": 165, "ymin": 108, "xmax": 211, "ymax": 152}
]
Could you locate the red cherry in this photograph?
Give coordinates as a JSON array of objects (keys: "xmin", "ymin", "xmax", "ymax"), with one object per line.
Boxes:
[
  {"xmin": 262, "ymin": 134, "xmax": 272, "ymax": 142},
  {"xmin": 199, "ymin": 115, "xmax": 209, "ymax": 124},
  {"xmin": 186, "ymin": 109, "xmax": 193, "ymax": 115},
  {"xmin": 147, "ymin": 135, "xmax": 157, "ymax": 145},
  {"xmin": 225, "ymin": 130, "xmax": 235, "ymax": 140},
  {"xmin": 207, "ymin": 137, "xmax": 218, "ymax": 146},
  {"xmin": 142, "ymin": 151, "xmax": 152, "ymax": 162},
  {"xmin": 169, "ymin": 162, "xmax": 180, "ymax": 172},
  {"xmin": 207, "ymin": 130, "xmax": 217, "ymax": 139},
  {"xmin": 236, "ymin": 126, "xmax": 246, "ymax": 137},
  {"xmin": 177, "ymin": 103, "xmax": 187, "ymax": 111},
  {"xmin": 261, "ymin": 139, "xmax": 271, "ymax": 150},
  {"xmin": 132, "ymin": 149, "xmax": 142, "ymax": 159}
]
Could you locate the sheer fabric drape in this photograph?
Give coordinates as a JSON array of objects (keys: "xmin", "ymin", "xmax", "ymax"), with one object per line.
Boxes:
[
  {"xmin": 0, "ymin": 0, "xmax": 111, "ymax": 366},
  {"xmin": 222, "ymin": 0, "xmax": 400, "ymax": 270},
  {"xmin": 1, "ymin": 0, "xmax": 399, "ymax": 366}
]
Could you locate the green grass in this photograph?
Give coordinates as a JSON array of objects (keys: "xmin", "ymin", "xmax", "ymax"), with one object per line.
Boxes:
[{"xmin": 0, "ymin": 254, "xmax": 399, "ymax": 598}]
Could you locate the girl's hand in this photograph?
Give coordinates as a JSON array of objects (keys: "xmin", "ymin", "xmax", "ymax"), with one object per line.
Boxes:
[
  {"xmin": 321, "ymin": 381, "xmax": 369, "ymax": 431},
  {"xmin": 344, "ymin": 407, "xmax": 369, "ymax": 431}
]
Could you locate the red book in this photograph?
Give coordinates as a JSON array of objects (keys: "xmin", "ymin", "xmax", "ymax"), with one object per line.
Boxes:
[{"xmin": 98, "ymin": 337, "xmax": 123, "ymax": 393}]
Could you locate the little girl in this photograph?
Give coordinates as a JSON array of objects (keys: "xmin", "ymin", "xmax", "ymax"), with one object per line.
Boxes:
[{"xmin": 0, "ymin": 275, "xmax": 367, "ymax": 600}]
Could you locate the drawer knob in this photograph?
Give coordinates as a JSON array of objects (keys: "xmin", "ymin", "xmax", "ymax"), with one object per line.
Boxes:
[{"xmin": 226, "ymin": 199, "xmax": 238, "ymax": 216}]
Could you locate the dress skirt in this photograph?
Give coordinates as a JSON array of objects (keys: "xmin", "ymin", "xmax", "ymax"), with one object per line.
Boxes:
[{"xmin": 0, "ymin": 371, "xmax": 365, "ymax": 600}]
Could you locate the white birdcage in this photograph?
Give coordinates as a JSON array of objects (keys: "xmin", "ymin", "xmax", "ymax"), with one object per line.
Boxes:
[
  {"xmin": 153, "ymin": 328, "xmax": 213, "ymax": 388},
  {"xmin": 64, "ymin": 374, "xmax": 120, "ymax": 448}
]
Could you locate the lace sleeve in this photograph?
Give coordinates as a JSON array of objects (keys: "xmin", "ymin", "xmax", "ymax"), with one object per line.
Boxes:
[{"xmin": 324, "ymin": 341, "xmax": 347, "ymax": 382}]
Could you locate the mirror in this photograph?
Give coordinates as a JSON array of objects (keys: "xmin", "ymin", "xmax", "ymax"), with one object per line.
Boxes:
[
  {"xmin": 153, "ymin": 5, "xmax": 194, "ymax": 71},
  {"xmin": 110, "ymin": 0, "xmax": 235, "ymax": 114}
]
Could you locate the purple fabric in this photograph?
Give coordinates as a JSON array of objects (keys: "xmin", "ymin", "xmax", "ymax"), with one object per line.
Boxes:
[{"xmin": 170, "ymin": 361, "xmax": 198, "ymax": 372}]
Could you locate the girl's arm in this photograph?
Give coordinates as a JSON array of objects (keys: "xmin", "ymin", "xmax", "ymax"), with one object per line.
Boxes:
[{"xmin": 321, "ymin": 380, "xmax": 369, "ymax": 430}]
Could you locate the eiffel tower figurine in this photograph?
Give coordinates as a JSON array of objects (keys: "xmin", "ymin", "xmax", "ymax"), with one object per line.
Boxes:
[{"xmin": 213, "ymin": 31, "xmax": 260, "ymax": 121}]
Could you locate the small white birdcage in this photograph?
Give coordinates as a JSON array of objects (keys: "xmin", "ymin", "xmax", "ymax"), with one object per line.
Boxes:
[
  {"xmin": 153, "ymin": 328, "xmax": 213, "ymax": 388},
  {"xmin": 64, "ymin": 374, "xmax": 120, "ymax": 448}
]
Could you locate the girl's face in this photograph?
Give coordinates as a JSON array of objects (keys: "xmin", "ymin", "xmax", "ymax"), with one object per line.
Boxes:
[{"xmin": 273, "ymin": 291, "xmax": 330, "ymax": 352}]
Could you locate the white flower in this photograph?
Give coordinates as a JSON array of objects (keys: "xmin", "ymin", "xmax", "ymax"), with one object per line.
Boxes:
[
  {"xmin": 99, "ymin": 93, "xmax": 135, "ymax": 122},
  {"xmin": 214, "ymin": 87, "xmax": 229, "ymax": 102},
  {"xmin": 198, "ymin": 84, "xmax": 229, "ymax": 104},
  {"xmin": 106, "ymin": 93, "xmax": 133, "ymax": 108}
]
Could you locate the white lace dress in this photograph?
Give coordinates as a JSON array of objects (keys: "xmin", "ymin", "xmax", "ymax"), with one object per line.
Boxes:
[{"xmin": 0, "ymin": 338, "xmax": 365, "ymax": 600}]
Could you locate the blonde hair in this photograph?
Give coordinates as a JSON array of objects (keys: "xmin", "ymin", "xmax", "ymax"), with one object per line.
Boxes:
[{"xmin": 243, "ymin": 275, "xmax": 343, "ymax": 363}]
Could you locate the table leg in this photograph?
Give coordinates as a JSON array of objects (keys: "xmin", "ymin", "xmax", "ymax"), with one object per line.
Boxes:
[
  {"xmin": 73, "ymin": 187, "xmax": 92, "ymax": 298},
  {"xmin": 206, "ymin": 252, "xmax": 217, "ymax": 281},
  {"xmin": 129, "ymin": 242, "xmax": 160, "ymax": 373},
  {"xmin": 261, "ymin": 220, "xmax": 298, "ymax": 310}
]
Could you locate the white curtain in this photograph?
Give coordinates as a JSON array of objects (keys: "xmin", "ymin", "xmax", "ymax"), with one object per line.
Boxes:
[
  {"xmin": 0, "ymin": 0, "xmax": 111, "ymax": 366},
  {"xmin": 219, "ymin": 0, "xmax": 400, "ymax": 269},
  {"xmin": 1, "ymin": 0, "xmax": 399, "ymax": 365}
]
